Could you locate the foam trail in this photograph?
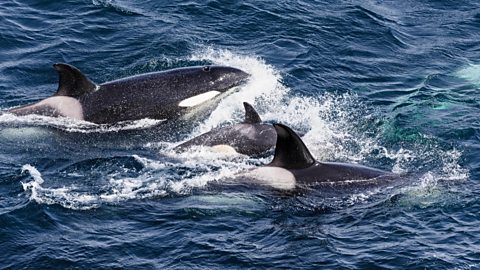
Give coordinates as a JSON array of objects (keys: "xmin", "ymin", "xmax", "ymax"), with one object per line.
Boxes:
[
  {"xmin": 0, "ymin": 113, "xmax": 163, "ymax": 133},
  {"xmin": 21, "ymin": 165, "xmax": 99, "ymax": 209},
  {"xmin": 17, "ymin": 152, "xmax": 258, "ymax": 210}
]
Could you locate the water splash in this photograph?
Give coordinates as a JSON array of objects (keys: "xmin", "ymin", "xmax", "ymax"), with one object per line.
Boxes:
[
  {"xmin": 189, "ymin": 48, "xmax": 287, "ymax": 133},
  {"xmin": 188, "ymin": 48, "xmax": 378, "ymax": 162},
  {"xmin": 185, "ymin": 48, "xmax": 468, "ymax": 198},
  {"xmin": 21, "ymin": 164, "xmax": 44, "ymax": 201},
  {"xmin": 22, "ymin": 164, "xmax": 101, "ymax": 210},
  {"xmin": 456, "ymin": 64, "xmax": 480, "ymax": 87}
]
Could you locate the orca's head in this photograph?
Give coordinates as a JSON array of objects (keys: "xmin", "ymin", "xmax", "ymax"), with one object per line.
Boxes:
[
  {"xmin": 176, "ymin": 65, "xmax": 249, "ymax": 108},
  {"xmin": 199, "ymin": 65, "xmax": 250, "ymax": 92}
]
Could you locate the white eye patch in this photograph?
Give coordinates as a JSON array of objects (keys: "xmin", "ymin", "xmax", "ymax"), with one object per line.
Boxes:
[{"xmin": 178, "ymin": 91, "xmax": 221, "ymax": 108}]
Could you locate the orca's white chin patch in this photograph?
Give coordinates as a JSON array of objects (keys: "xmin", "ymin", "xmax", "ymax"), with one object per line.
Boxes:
[{"xmin": 178, "ymin": 91, "xmax": 221, "ymax": 108}]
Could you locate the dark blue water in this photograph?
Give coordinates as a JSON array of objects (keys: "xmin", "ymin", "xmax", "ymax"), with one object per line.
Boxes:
[{"xmin": 1, "ymin": 0, "xmax": 479, "ymax": 269}]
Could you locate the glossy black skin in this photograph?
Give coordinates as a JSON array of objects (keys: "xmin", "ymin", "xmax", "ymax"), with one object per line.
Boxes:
[
  {"xmin": 80, "ymin": 66, "xmax": 249, "ymax": 124},
  {"xmin": 288, "ymin": 161, "xmax": 390, "ymax": 184},
  {"xmin": 175, "ymin": 123, "xmax": 277, "ymax": 156}
]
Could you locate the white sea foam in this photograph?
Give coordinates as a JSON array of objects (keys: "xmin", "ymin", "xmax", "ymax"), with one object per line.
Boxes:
[
  {"xmin": 0, "ymin": 112, "xmax": 163, "ymax": 133},
  {"xmin": 189, "ymin": 48, "xmax": 287, "ymax": 134},
  {"xmin": 456, "ymin": 64, "xmax": 480, "ymax": 87},
  {"xmin": 19, "ymin": 151, "xmax": 258, "ymax": 210},
  {"xmin": 391, "ymin": 148, "xmax": 469, "ymax": 208},
  {"xmin": 20, "ymin": 162, "xmax": 168, "ymax": 210},
  {"xmin": 91, "ymin": 0, "xmax": 142, "ymax": 15},
  {"xmin": 440, "ymin": 148, "xmax": 469, "ymax": 181},
  {"xmin": 345, "ymin": 190, "xmax": 379, "ymax": 205},
  {"xmin": 187, "ymin": 49, "xmax": 369, "ymax": 162},
  {"xmin": 21, "ymin": 164, "xmax": 44, "ymax": 201}
]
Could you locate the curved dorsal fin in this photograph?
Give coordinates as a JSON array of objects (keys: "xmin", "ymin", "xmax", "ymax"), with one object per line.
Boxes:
[
  {"xmin": 53, "ymin": 63, "xmax": 97, "ymax": 98},
  {"xmin": 269, "ymin": 123, "xmax": 316, "ymax": 169},
  {"xmin": 242, "ymin": 102, "xmax": 262, "ymax": 124}
]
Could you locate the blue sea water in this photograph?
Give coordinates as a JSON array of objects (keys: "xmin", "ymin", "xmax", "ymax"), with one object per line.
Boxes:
[{"xmin": 1, "ymin": 0, "xmax": 479, "ymax": 269}]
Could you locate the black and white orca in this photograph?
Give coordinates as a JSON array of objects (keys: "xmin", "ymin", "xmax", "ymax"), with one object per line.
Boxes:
[
  {"xmin": 174, "ymin": 102, "xmax": 278, "ymax": 156},
  {"xmin": 238, "ymin": 123, "xmax": 395, "ymax": 190},
  {"xmin": 6, "ymin": 63, "xmax": 249, "ymax": 124}
]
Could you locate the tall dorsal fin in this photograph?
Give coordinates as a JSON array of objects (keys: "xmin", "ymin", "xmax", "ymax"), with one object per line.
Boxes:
[
  {"xmin": 242, "ymin": 102, "xmax": 262, "ymax": 124},
  {"xmin": 53, "ymin": 63, "xmax": 97, "ymax": 98},
  {"xmin": 269, "ymin": 123, "xmax": 316, "ymax": 169}
]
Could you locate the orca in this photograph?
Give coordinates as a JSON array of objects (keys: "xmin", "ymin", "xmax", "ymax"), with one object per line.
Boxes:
[
  {"xmin": 238, "ymin": 123, "xmax": 395, "ymax": 190},
  {"xmin": 173, "ymin": 102, "xmax": 277, "ymax": 156},
  {"xmin": 6, "ymin": 63, "xmax": 249, "ymax": 124}
]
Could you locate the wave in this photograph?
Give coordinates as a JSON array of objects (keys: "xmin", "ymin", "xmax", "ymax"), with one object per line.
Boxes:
[{"xmin": 91, "ymin": 0, "xmax": 144, "ymax": 16}]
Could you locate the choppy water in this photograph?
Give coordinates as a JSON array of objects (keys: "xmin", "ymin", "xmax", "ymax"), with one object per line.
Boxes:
[{"xmin": 1, "ymin": 1, "xmax": 479, "ymax": 269}]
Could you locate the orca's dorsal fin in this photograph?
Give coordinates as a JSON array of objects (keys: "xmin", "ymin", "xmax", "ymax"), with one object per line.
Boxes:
[
  {"xmin": 269, "ymin": 123, "xmax": 316, "ymax": 169},
  {"xmin": 53, "ymin": 63, "xmax": 97, "ymax": 98},
  {"xmin": 242, "ymin": 102, "xmax": 262, "ymax": 124}
]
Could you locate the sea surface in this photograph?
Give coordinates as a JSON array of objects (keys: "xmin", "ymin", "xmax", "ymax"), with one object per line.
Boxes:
[{"xmin": 1, "ymin": 0, "xmax": 479, "ymax": 269}]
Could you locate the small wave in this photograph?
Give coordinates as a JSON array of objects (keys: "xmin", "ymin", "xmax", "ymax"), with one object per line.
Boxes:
[
  {"xmin": 345, "ymin": 190, "xmax": 378, "ymax": 205},
  {"xmin": 21, "ymin": 164, "xmax": 102, "ymax": 210},
  {"xmin": 21, "ymin": 164, "xmax": 47, "ymax": 205},
  {"xmin": 20, "ymin": 164, "xmax": 166, "ymax": 210},
  {"xmin": 91, "ymin": 0, "xmax": 144, "ymax": 16},
  {"xmin": 386, "ymin": 149, "xmax": 468, "ymax": 209}
]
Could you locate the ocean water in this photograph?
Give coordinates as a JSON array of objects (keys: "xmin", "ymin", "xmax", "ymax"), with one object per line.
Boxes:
[{"xmin": 0, "ymin": 0, "xmax": 479, "ymax": 269}]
